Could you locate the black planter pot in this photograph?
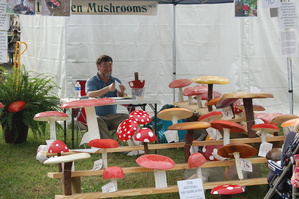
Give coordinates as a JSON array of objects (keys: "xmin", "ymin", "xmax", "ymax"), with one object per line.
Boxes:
[{"xmin": 2, "ymin": 117, "xmax": 29, "ymax": 144}]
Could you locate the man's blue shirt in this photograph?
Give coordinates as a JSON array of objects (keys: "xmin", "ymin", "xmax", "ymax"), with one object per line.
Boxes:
[{"xmin": 86, "ymin": 74, "xmax": 121, "ymax": 116}]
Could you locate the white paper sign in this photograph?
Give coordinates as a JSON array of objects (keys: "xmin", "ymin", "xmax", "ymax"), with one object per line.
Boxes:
[
  {"xmin": 177, "ymin": 178, "xmax": 205, "ymax": 199},
  {"xmin": 262, "ymin": 0, "xmax": 281, "ymax": 8},
  {"xmin": 258, "ymin": 142, "xmax": 273, "ymax": 157},
  {"xmin": 279, "ymin": 2, "xmax": 298, "ymax": 29},
  {"xmin": 0, "ymin": 31, "xmax": 7, "ymax": 63},
  {"xmin": 102, "ymin": 182, "xmax": 116, "ymax": 193},
  {"xmin": 241, "ymin": 159, "xmax": 253, "ymax": 172},
  {"xmin": 80, "ymin": 132, "xmax": 91, "ymax": 145},
  {"xmin": 92, "ymin": 159, "xmax": 103, "ymax": 170},
  {"xmin": 164, "ymin": 130, "xmax": 178, "ymax": 143},
  {"xmin": 280, "ymin": 30, "xmax": 298, "ymax": 57}
]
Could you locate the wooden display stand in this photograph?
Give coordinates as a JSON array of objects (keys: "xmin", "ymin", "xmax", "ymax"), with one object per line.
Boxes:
[{"xmin": 46, "ymin": 136, "xmax": 285, "ymax": 199}]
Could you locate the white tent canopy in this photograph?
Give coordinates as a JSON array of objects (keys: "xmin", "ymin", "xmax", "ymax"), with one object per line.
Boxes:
[{"xmin": 19, "ymin": 3, "xmax": 299, "ymax": 115}]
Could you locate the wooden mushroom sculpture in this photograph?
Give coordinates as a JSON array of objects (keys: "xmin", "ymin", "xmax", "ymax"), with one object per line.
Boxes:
[
  {"xmin": 191, "ymin": 76, "xmax": 230, "ymax": 111},
  {"xmin": 251, "ymin": 123, "xmax": 279, "ymax": 143},
  {"xmin": 116, "ymin": 118, "xmax": 138, "ymax": 142},
  {"xmin": 135, "ymin": 128, "xmax": 157, "ymax": 154},
  {"xmin": 168, "ymin": 78, "xmax": 192, "ymax": 102},
  {"xmin": 210, "ymin": 120, "xmax": 245, "ymax": 145},
  {"xmin": 183, "ymin": 85, "xmax": 207, "ymax": 107},
  {"xmin": 88, "ymin": 139, "xmax": 118, "ymax": 168},
  {"xmin": 157, "ymin": 107, "xmax": 193, "ymax": 142},
  {"xmin": 217, "ymin": 143, "xmax": 257, "ymax": 180},
  {"xmin": 61, "ymin": 98, "xmax": 116, "ymax": 140},
  {"xmin": 188, "ymin": 152, "xmax": 207, "ymax": 179},
  {"xmin": 34, "ymin": 111, "xmax": 69, "ymax": 140},
  {"xmin": 136, "ymin": 154, "xmax": 175, "ymax": 188},
  {"xmin": 168, "ymin": 121, "xmax": 211, "ymax": 162},
  {"xmin": 44, "ymin": 153, "xmax": 91, "ymax": 195},
  {"xmin": 211, "ymin": 184, "xmax": 244, "ymax": 199},
  {"xmin": 102, "ymin": 166, "xmax": 125, "ymax": 191},
  {"xmin": 217, "ymin": 92, "xmax": 273, "ymax": 137},
  {"xmin": 129, "ymin": 110, "xmax": 152, "ymax": 129}
]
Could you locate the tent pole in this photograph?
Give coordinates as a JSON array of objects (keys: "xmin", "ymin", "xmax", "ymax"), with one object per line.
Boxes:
[
  {"xmin": 172, "ymin": 4, "xmax": 177, "ymax": 102},
  {"xmin": 287, "ymin": 57, "xmax": 293, "ymax": 114}
]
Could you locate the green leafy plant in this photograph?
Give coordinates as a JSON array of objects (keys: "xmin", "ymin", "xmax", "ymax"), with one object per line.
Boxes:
[{"xmin": 0, "ymin": 65, "xmax": 61, "ymax": 144}]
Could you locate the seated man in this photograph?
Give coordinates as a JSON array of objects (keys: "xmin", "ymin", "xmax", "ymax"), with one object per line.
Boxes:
[{"xmin": 86, "ymin": 54, "xmax": 128, "ymax": 139}]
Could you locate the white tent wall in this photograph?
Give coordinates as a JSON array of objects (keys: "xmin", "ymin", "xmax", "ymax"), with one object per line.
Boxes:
[{"xmin": 19, "ymin": 2, "xmax": 299, "ymax": 115}]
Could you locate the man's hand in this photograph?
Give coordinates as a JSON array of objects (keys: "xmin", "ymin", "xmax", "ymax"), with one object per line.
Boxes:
[{"xmin": 107, "ymin": 83, "xmax": 116, "ymax": 91}]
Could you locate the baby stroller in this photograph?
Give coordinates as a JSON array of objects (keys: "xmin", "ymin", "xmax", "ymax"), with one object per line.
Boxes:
[{"xmin": 266, "ymin": 130, "xmax": 299, "ymax": 199}]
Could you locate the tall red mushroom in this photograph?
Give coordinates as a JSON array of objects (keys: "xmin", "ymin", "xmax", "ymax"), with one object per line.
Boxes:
[
  {"xmin": 134, "ymin": 128, "xmax": 157, "ymax": 154},
  {"xmin": 168, "ymin": 79, "xmax": 192, "ymax": 102}
]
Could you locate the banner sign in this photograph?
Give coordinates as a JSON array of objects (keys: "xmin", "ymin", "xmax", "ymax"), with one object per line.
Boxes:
[{"xmin": 36, "ymin": 0, "xmax": 158, "ymax": 16}]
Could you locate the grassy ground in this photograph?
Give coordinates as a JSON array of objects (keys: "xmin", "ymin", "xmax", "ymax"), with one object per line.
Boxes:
[{"xmin": 0, "ymin": 126, "xmax": 269, "ymax": 199}]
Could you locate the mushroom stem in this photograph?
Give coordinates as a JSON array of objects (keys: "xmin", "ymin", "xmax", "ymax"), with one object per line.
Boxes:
[
  {"xmin": 63, "ymin": 161, "xmax": 73, "ymax": 195},
  {"xmin": 178, "ymin": 87, "xmax": 184, "ymax": 102},
  {"xmin": 233, "ymin": 152, "xmax": 243, "ymax": 180},
  {"xmin": 49, "ymin": 118, "xmax": 56, "ymax": 140},
  {"xmin": 196, "ymin": 95, "xmax": 203, "ymax": 108},
  {"xmin": 188, "ymin": 96, "xmax": 193, "ymax": 105},
  {"xmin": 102, "ymin": 149, "xmax": 108, "ymax": 168},
  {"xmin": 261, "ymin": 131, "xmax": 267, "ymax": 143},
  {"xmin": 184, "ymin": 130, "xmax": 194, "ymax": 162},
  {"xmin": 85, "ymin": 107, "xmax": 101, "ymax": 140},
  {"xmin": 154, "ymin": 170, "xmax": 167, "ymax": 188},
  {"xmin": 171, "ymin": 116, "xmax": 179, "ymax": 142},
  {"xmin": 195, "ymin": 168, "xmax": 202, "ymax": 178},
  {"xmin": 111, "ymin": 178, "xmax": 118, "ymax": 191},
  {"xmin": 143, "ymin": 142, "xmax": 149, "ymax": 154},
  {"xmin": 207, "ymin": 84, "xmax": 213, "ymax": 111},
  {"xmin": 223, "ymin": 128, "xmax": 230, "ymax": 145}
]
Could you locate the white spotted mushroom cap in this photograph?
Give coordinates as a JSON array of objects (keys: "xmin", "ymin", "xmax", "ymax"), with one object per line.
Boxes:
[
  {"xmin": 202, "ymin": 145, "xmax": 224, "ymax": 161},
  {"xmin": 135, "ymin": 128, "xmax": 157, "ymax": 143},
  {"xmin": 48, "ymin": 140, "xmax": 69, "ymax": 153},
  {"xmin": 129, "ymin": 110, "xmax": 152, "ymax": 125},
  {"xmin": 211, "ymin": 184, "xmax": 244, "ymax": 195},
  {"xmin": 116, "ymin": 118, "xmax": 138, "ymax": 141}
]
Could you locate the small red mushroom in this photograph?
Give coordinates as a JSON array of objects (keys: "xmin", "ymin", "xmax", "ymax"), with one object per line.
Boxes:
[
  {"xmin": 168, "ymin": 79, "xmax": 192, "ymax": 102},
  {"xmin": 211, "ymin": 184, "xmax": 244, "ymax": 198},
  {"xmin": 135, "ymin": 128, "xmax": 157, "ymax": 154},
  {"xmin": 48, "ymin": 140, "xmax": 69, "ymax": 154},
  {"xmin": 103, "ymin": 166, "xmax": 125, "ymax": 191},
  {"xmin": 8, "ymin": 101, "xmax": 26, "ymax": 112},
  {"xmin": 188, "ymin": 152, "xmax": 207, "ymax": 178},
  {"xmin": 136, "ymin": 154, "xmax": 175, "ymax": 188},
  {"xmin": 88, "ymin": 139, "xmax": 118, "ymax": 168},
  {"xmin": 129, "ymin": 110, "xmax": 152, "ymax": 125},
  {"xmin": 116, "ymin": 118, "xmax": 138, "ymax": 141},
  {"xmin": 251, "ymin": 123, "xmax": 279, "ymax": 143},
  {"xmin": 183, "ymin": 85, "xmax": 207, "ymax": 107}
]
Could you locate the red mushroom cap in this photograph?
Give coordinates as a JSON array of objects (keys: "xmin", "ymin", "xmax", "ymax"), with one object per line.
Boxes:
[
  {"xmin": 103, "ymin": 166, "xmax": 125, "ymax": 179},
  {"xmin": 210, "ymin": 120, "xmax": 245, "ymax": 133},
  {"xmin": 255, "ymin": 113, "xmax": 283, "ymax": 124},
  {"xmin": 168, "ymin": 79, "xmax": 192, "ymax": 88},
  {"xmin": 202, "ymin": 144, "xmax": 223, "ymax": 161},
  {"xmin": 251, "ymin": 123, "xmax": 279, "ymax": 132},
  {"xmin": 136, "ymin": 154, "xmax": 175, "ymax": 170},
  {"xmin": 116, "ymin": 118, "xmax": 138, "ymax": 141},
  {"xmin": 48, "ymin": 140, "xmax": 69, "ymax": 153},
  {"xmin": 129, "ymin": 110, "xmax": 152, "ymax": 125},
  {"xmin": 211, "ymin": 184, "xmax": 244, "ymax": 195},
  {"xmin": 88, "ymin": 139, "xmax": 118, "ymax": 149},
  {"xmin": 188, "ymin": 152, "xmax": 207, "ymax": 168},
  {"xmin": 135, "ymin": 128, "xmax": 157, "ymax": 143},
  {"xmin": 183, "ymin": 85, "xmax": 207, "ymax": 96},
  {"xmin": 33, "ymin": 111, "xmax": 69, "ymax": 121},
  {"xmin": 8, "ymin": 101, "xmax": 26, "ymax": 112},
  {"xmin": 200, "ymin": 90, "xmax": 222, "ymax": 100},
  {"xmin": 61, "ymin": 98, "xmax": 115, "ymax": 109},
  {"xmin": 0, "ymin": 102, "xmax": 4, "ymax": 109},
  {"xmin": 198, "ymin": 111, "xmax": 223, "ymax": 122}
]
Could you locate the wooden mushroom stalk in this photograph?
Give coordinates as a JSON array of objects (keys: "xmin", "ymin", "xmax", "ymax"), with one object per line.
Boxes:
[
  {"xmin": 61, "ymin": 98, "xmax": 116, "ymax": 140},
  {"xmin": 251, "ymin": 123, "xmax": 279, "ymax": 143},
  {"xmin": 217, "ymin": 92, "xmax": 273, "ymax": 137},
  {"xmin": 157, "ymin": 107, "xmax": 193, "ymax": 142},
  {"xmin": 44, "ymin": 153, "xmax": 91, "ymax": 195},
  {"xmin": 210, "ymin": 120, "xmax": 245, "ymax": 145},
  {"xmin": 136, "ymin": 154, "xmax": 175, "ymax": 188},
  {"xmin": 217, "ymin": 143, "xmax": 257, "ymax": 180},
  {"xmin": 168, "ymin": 121, "xmax": 211, "ymax": 162},
  {"xmin": 191, "ymin": 76, "xmax": 230, "ymax": 111},
  {"xmin": 102, "ymin": 166, "xmax": 124, "ymax": 191},
  {"xmin": 188, "ymin": 152, "xmax": 207, "ymax": 178},
  {"xmin": 135, "ymin": 128, "xmax": 157, "ymax": 154},
  {"xmin": 211, "ymin": 184, "xmax": 244, "ymax": 199},
  {"xmin": 168, "ymin": 78, "xmax": 192, "ymax": 102},
  {"xmin": 88, "ymin": 139, "xmax": 118, "ymax": 168},
  {"xmin": 33, "ymin": 111, "xmax": 69, "ymax": 140}
]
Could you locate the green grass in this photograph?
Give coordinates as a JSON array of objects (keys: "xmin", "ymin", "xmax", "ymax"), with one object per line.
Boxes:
[{"xmin": 0, "ymin": 126, "xmax": 269, "ymax": 199}]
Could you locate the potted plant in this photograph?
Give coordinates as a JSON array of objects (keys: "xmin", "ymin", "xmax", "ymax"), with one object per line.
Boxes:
[{"xmin": 0, "ymin": 65, "xmax": 61, "ymax": 144}]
